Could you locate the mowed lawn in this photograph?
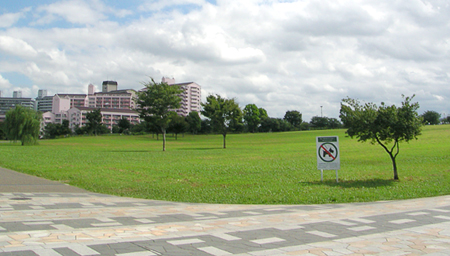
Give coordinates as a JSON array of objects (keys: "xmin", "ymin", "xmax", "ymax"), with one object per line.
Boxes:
[{"xmin": 1, "ymin": 125, "xmax": 449, "ymax": 204}]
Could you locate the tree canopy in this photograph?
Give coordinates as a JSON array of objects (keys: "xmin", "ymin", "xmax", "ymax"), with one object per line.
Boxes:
[
  {"xmin": 43, "ymin": 119, "xmax": 71, "ymax": 139},
  {"xmin": 284, "ymin": 110, "xmax": 302, "ymax": 128},
  {"xmin": 186, "ymin": 111, "xmax": 202, "ymax": 134},
  {"xmin": 201, "ymin": 94, "xmax": 242, "ymax": 148},
  {"xmin": 339, "ymin": 95, "xmax": 422, "ymax": 180},
  {"xmin": 85, "ymin": 108, "xmax": 104, "ymax": 135},
  {"xmin": 135, "ymin": 78, "xmax": 182, "ymax": 151},
  {"xmin": 243, "ymin": 104, "xmax": 261, "ymax": 133},
  {"xmin": 4, "ymin": 105, "xmax": 42, "ymax": 145},
  {"xmin": 168, "ymin": 112, "xmax": 188, "ymax": 140},
  {"xmin": 421, "ymin": 110, "xmax": 441, "ymax": 125}
]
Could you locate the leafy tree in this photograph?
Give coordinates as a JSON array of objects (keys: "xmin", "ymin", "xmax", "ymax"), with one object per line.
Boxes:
[
  {"xmin": 421, "ymin": 110, "xmax": 440, "ymax": 125},
  {"xmin": 327, "ymin": 118, "xmax": 342, "ymax": 129},
  {"xmin": 284, "ymin": 110, "xmax": 302, "ymax": 128},
  {"xmin": 201, "ymin": 94, "xmax": 242, "ymax": 148},
  {"xmin": 168, "ymin": 112, "xmax": 188, "ymax": 140},
  {"xmin": 135, "ymin": 78, "xmax": 182, "ymax": 151},
  {"xmin": 260, "ymin": 117, "xmax": 280, "ymax": 132},
  {"xmin": 112, "ymin": 125, "xmax": 121, "ymax": 134},
  {"xmin": 43, "ymin": 121, "xmax": 71, "ymax": 139},
  {"xmin": 130, "ymin": 121, "xmax": 152, "ymax": 135},
  {"xmin": 4, "ymin": 105, "xmax": 42, "ymax": 145},
  {"xmin": 117, "ymin": 117, "xmax": 131, "ymax": 133},
  {"xmin": 259, "ymin": 108, "xmax": 268, "ymax": 120},
  {"xmin": 61, "ymin": 120, "xmax": 71, "ymax": 135},
  {"xmin": 309, "ymin": 116, "xmax": 342, "ymax": 129},
  {"xmin": 199, "ymin": 119, "xmax": 212, "ymax": 134},
  {"xmin": 259, "ymin": 118, "xmax": 292, "ymax": 132},
  {"xmin": 0, "ymin": 122, "xmax": 5, "ymax": 140},
  {"xmin": 300, "ymin": 121, "xmax": 310, "ymax": 130},
  {"xmin": 442, "ymin": 116, "xmax": 450, "ymax": 124},
  {"xmin": 310, "ymin": 116, "xmax": 328, "ymax": 129},
  {"xmin": 85, "ymin": 109, "xmax": 103, "ymax": 136},
  {"xmin": 339, "ymin": 95, "xmax": 422, "ymax": 180},
  {"xmin": 186, "ymin": 111, "xmax": 201, "ymax": 134},
  {"xmin": 243, "ymin": 104, "xmax": 261, "ymax": 133},
  {"xmin": 43, "ymin": 123, "xmax": 58, "ymax": 138},
  {"xmin": 74, "ymin": 124, "xmax": 86, "ymax": 135}
]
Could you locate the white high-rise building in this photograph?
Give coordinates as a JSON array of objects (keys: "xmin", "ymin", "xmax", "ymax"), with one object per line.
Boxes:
[{"xmin": 160, "ymin": 77, "xmax": 201, "ymax": 116}]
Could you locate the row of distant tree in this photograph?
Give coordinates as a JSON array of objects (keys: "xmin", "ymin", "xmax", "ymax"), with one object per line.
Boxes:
[
  {"xmin": 40, "ymin": 107, "xmax": 449, "ymax": 140},
  {"xmin": 0, "ymin": 78, "xmax": 449, "ymax": 148}
]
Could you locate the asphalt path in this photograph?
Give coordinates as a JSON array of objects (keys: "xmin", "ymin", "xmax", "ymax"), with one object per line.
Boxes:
[{"xmin": 0, "ymin": 167, "xmax": 88, "ymax": 193}]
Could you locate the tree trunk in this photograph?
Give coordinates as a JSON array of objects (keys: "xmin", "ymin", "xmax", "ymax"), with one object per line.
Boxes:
[
  {"xmin": 390, "ymin": 153, "xmax": 399, "ymax": 180},
  {"xmin": 376, "ymin": 137, "xmax": 400, "ymax": 180},
  {"xmin": 223, "ymin": 133, "xmax": 226, "ymax": 149},
  {"xmin": 162, "ymin": 129, "xmax": 166, "ymax": 151}
]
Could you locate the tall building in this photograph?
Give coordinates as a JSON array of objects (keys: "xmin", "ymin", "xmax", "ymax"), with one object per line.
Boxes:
[
  {"xmin": 36, "ymin": 90, "xmax": 53, "ymax": 113},
  {"xmin": 38, "ymin": 89, "xmax": 47, "ymax": 98},
  {"xmin": 160, "ymin": 77, "xmax": 201, "ymax": 116},
  {"xmin": 13, "ymin": 91, "xmax": 22, "ymax": 98},
  {"xmin": 88, "ymin": 84, "xmax": 95, "ymax": 95},
  {"xmin": 102, "ymin": 81, "xmax": 118, "ymax": 93},
  {"xmin": 0, "ymin": 92, "xmax": 35, "ymax": 121}
]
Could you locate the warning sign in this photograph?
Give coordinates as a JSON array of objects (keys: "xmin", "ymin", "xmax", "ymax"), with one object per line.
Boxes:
[{"xmin": 316, "ymin": 136, "xmax": 340, "ymax": 170}]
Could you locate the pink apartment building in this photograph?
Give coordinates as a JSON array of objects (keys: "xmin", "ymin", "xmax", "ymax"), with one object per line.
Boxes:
[
  {"xmin": 43, "ymin": 78, "xmax": 200, "ymax": 132},
  {"xmin": 48, "ymin": 82, "xmax": 138, "ymax": 130},
  {"xmin": 68, "ymin": 107, "xmax": 140, "ymax": 131}
]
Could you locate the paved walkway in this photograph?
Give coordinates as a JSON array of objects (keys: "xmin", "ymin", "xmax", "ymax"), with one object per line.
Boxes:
[{"xmin": 1, "ymin": 168, "xmax": 450, "ymax": 255}]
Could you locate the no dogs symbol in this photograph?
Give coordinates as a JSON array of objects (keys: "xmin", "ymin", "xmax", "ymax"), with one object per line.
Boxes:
[{"xmin": 318, "ymin": 143, "xmax": 338, "ymax": 162}]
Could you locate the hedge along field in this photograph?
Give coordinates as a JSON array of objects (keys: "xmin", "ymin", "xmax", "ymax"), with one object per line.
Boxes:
[{"xmin": 1, "ymin": 125, "xmax": 449, "ymax": 204}]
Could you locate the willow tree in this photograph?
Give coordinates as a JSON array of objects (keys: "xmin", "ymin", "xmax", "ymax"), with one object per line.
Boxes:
[
  {"xmin": 339, "ymin": 95, "xmax": 422, "ymax": 180},
  {"xmin": 135, "ymin": 78, "xmax": 182, "ymax": 151},
  {"xmin": 4, "ymin": 105, "xmax": 42, "ymax": 145}
]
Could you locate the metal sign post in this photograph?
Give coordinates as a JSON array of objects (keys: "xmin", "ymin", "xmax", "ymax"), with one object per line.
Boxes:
[{"xmin": 316, "ymin": 136, "xmax": 340, "ymax": 182}]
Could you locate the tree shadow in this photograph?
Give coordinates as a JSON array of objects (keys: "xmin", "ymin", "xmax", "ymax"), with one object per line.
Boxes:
[
  {"xmin": 299, "ymin": 178, "xmax": 397, "ymax": 188},
  {"xmin": 176, "ymin": 147, "xmax": 223, "ymax": 151},
  {"xmin": 109, "ymin": 150, "xmax": 153, "ymax": 153}
]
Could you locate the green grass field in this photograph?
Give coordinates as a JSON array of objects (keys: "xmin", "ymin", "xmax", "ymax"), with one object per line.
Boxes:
[{"xmin": 1, "ymin": 125, "xmax": 449, "ymax": 204}]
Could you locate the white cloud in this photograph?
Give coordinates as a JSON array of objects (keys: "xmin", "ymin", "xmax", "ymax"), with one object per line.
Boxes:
[
  {"xmin": 0, "ymin": 12, "xmax": 24, "ymax": 28},
  {"xmin": 0, "ymin": 0, "xmax": 449, "ymax": 120},
  {"xmin": 0, "ymin": 36, "xmax": 38, "ymax": 58},
  {"xmin": 0, "ymin": 75, "xmax": 13, "ymax": 90},
  {"xmin": 138, "ymin": 0, "xmax": 209, "ymax": 12},
  {"xmin": 35, "ymin": 0, "xmax": 107, "ymax": 25}
]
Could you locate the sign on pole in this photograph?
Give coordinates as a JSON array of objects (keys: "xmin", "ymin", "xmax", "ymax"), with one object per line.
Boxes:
[{"xmin": 316, "ymin": 136, "xmax": 340, "ymax": 182}]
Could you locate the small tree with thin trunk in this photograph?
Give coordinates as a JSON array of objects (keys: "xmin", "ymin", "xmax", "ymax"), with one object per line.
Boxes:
[
  {"xmin": 201, "ymin": 94, "xmax": 242, "ymax": 149},
  {"xmin": 135, "ymin": 78, "xmax": 182, "ymax": 151},
  {"xmin": 243, "ymin": 104, "xmax": 261, "ymax": 133},
  {"xmin": 339, "ymin": 95, "xmax": 422, "ymax": 180}
]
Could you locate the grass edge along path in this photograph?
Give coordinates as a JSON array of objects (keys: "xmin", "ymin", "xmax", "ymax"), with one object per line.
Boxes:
[{"xmin": 1, "ymin": 125, "xmax": 449, "ymax": 204}]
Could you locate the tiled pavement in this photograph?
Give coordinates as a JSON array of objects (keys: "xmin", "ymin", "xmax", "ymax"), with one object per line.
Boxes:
[
  {"xmin": 1, "ymin": 168, "xmax": 450, "ymax": 255},
  {"xmin": 1, "ymin": 193, "xmax": 450, "ymax": 255}
]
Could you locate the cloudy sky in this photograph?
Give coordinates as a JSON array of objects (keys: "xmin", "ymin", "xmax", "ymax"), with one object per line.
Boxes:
[{"xmin": 0, "ymin": 0, "xmax": 449, "ymax": 121}]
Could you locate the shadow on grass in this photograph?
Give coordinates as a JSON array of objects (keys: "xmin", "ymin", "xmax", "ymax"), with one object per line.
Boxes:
[
  {"xmin": 109, "ymin": 150, "xmax": 153, "ymax": 153},
  {"xmin": 300, "ymin": 178, "xmax": 397, "ymax": 188},
  {"xmin": 176, "ymin": 148, "xmax": 223, "ymax": 151}
]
